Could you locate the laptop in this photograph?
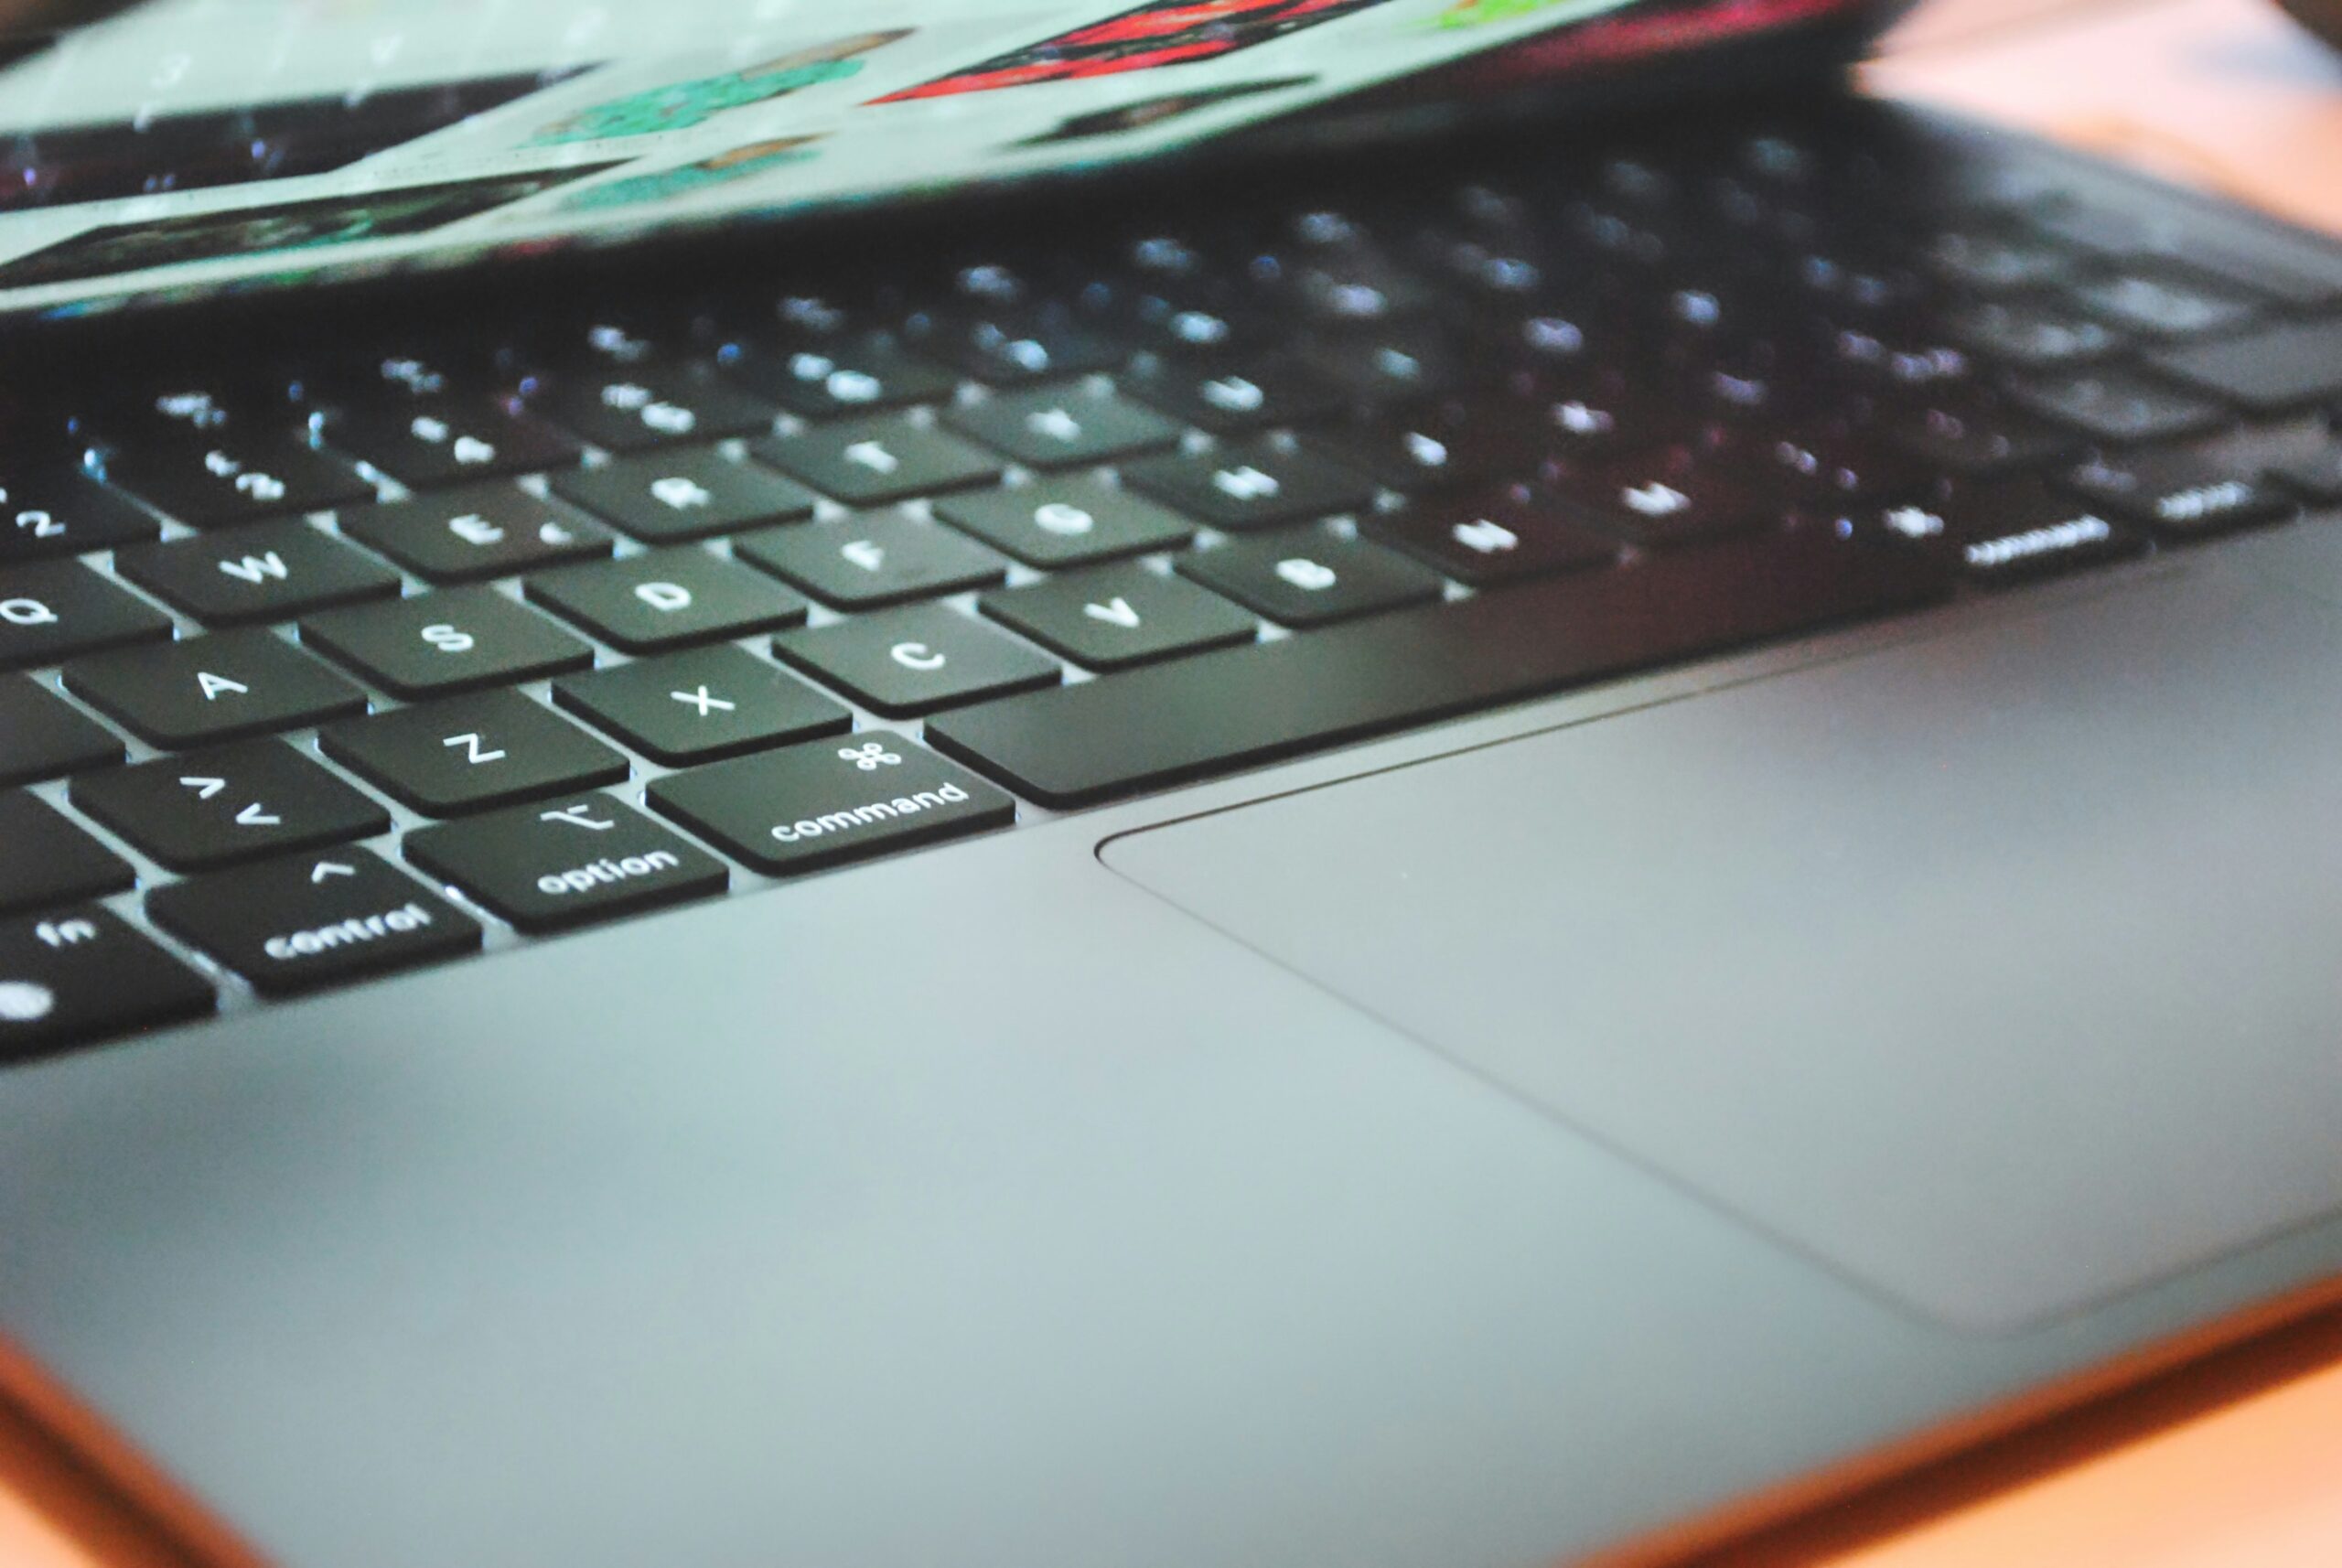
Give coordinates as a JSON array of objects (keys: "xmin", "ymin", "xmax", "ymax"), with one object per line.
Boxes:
[{"xmin": 5, "ymin": 1, "xmax": 2342, "ymax": 1563}]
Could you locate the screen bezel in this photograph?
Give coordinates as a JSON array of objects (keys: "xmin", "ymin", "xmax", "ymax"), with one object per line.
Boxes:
[{"xmin": 0, "ymin": 0, "xmax": 1907, "ymax": 350}]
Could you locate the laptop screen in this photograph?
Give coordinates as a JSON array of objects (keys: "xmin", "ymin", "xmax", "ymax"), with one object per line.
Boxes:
[{"xmin": 0, "ymin": 0, "xmax": 1883, "ymax": 317}]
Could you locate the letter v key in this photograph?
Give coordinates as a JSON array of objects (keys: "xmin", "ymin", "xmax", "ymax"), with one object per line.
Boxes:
[{"xmin": 1082, "ymin": 596, "xmax": 1142, "ymax": 629}]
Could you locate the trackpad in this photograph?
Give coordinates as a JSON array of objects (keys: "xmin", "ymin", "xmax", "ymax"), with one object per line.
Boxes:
[{"xmin": 1103, "ymin": 561, "xmax": 2342, "ymax": 1330}]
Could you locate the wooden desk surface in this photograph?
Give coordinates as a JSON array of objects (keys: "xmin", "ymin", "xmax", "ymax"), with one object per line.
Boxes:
[{"xmin": 5, "ymin": 1, "xmax": 2340, "ymax": 1563}]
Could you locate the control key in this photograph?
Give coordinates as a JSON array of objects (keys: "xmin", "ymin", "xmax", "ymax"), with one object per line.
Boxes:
[{"xmin": 148, "ymin": 847, "xmax": 481, "ymax": 996}]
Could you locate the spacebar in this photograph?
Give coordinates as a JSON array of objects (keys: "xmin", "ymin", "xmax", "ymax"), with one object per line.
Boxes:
[{"xmin": 925, "ymin": 536, "xmax": 1948, "ymax": 807}]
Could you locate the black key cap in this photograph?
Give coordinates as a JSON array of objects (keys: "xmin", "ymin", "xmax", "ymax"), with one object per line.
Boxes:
[
  {"xmin": 321, "ymin": 397, "xmax": 583, "ymax": 488},
  {"xmin": 2004, "ymin": 369, "xmax": 2228, "ymax": 444},
  {"xmin": 735, "ymin": 512, "xmax": 1008, "ymax": 609},
  {"xmin": 0, "ymin": 675, "xmax": 123, "ymax": 784},
  {"xmin": 0, "ymin": 561, "xmax": 174, "ymax": 671},
  {"xmin": 536, "ymin": 370, "xmax": 775, "ymax": 453},
  {"xmin": 1940, "ymin": 298, "xmax": 2125, "ymax": 369},
  {"xmin": 2069, "ymin": 268, "xmax": 2257, "ymax": 339},
  {"xmin": 2148, "ymin": 319, "xmax": 2342, "ymax": 413},
  {"xmin": 1365, "ymin": 489, "xmax": 1619, "ymax": 585},
  {"xmin": 63, "ymin": 628, "xmax": 366, "ymax": 747},
  {"xmin": 1176, "ymin": 532, "xmax": 1444, "ymax": 628},
  {"xmin": 1853, "ymin": 480, "xmax": 2146, "ymax": 585},
  {"xmin": 0, "ymin": 467, "xmax": 160, "ymax": 564},
  {"xmin": 0, "ymin": 906, "xmax": 213, "ymax": 1059},
  {"xmin": 751, "ymin": 416, "xmax": 1004, "ymax": 507},
  {"xmin": 772, "ymin": 604, "xmax": 1058, "ymax": 717},
  {"xmin": 405, "ymin": 793, "xmax": 726, "ymax": 934},
  {"xmin": 338, "ymin": 484, "xmax": 613, "ymax": 584},
  {"xmin": 1544, "ymin": 458, "xmax": 1776, "ymax": 548},
  {"xmin": 1921, "ymin": 228, "xmax": 2076, "ymax": 292},
  {"xmin": 147, "ymin": 848, "xmax": 479, "ymax": 997},
  {"xmin": 1304, "ymin": 406, "xmax": 1527, "ymax": 494},
  {"xmin": 550, "ymin": 449, "xmax": 816, "ymax": 542},
  {"xmin": 319, "ymin": 691, "xmax": 627, "ymax": 816},
  {"xmin": 70, "ymin": 739, "xmax": 390, "ymax": 872},
  {"xmin": 942, "ymin": 383, "xmax": 1181, "ymax": 467},
  {"xmin": 649, "ymin": 734, "xmax": 1013, "ymax": 875},
  {"xmin": 105, "ymin": 439, "xmax": 372, "ymax": 527},
  {"xmin": 1123, "ymin": 356, "xmax": 1341, "ymax": 434},
  {"xmin": 1121, "ymin": 440, "xmax": 1374, "ymax": 531},
  {"xmin": 2028, "ymin": 206, "xmax": 2342, "ymax": 308},
  {"xmin": 979, "ymin": 565, "xmax": 1255, "ymax": 671},
  {"xmin": 553, "ymin": 645, "xmax": 847, "ymax": 766},
  {"xmin": 1885, "ymin": 396, "xmax": 2080, "ymax": 478},
  {"xmin": 932, "ymin": 477, "xmax": 1193, "ymax": 568},
  {"xmin": 724, "ymin": 336, "xmax": 958, "ymax": 418},
  {"xmin": 0, "ymin": 792, "xmax": 133, "ymax": 916},
  {"xmin": 114, "ymin": 519, "xmax": 402, "ymax": 625},
  {"xmin": 2058, "ymin": 451, "xmax": 2298, "ymax": 538},
  {"xmin": 301, "ymin": 587, "xmax": 593, "ymax": 700},
  {"xmin": 526, "ymin": 549, "xmax": 808, "ymax": 652},
  {"xmin": 907, "ymin": 309, "xmax": 1124, "ymax": 386},
  {"xmin": 927, "ymin": 533, "xmax": 1949, "ymax": 807}
]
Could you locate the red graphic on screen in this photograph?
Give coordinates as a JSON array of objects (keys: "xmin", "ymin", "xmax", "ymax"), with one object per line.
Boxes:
[{"xmin": 870, "ymin": 0, "xmax": 1393, "ymax": 102}]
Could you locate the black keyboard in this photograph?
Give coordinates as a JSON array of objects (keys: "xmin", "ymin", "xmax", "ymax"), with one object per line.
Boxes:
[{"xmin": 7, "ymin": 100, "xmax": 2342, "ymax": 1059}]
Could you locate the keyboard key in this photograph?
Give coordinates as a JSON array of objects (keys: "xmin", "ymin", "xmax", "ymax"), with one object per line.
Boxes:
[
  {"xmin": 1854, "ymin": 481, "xmax": 2146, "ymax": 585},
  {"xmin": 1885, "ymin": 396, "xmax": 2079, "ymax": 478},
  {"xmin": 751, "ymin": 416, "xmax": 1004, "ymax": 507},
  {"xmin": 0, "ymin": 561, "xmax": 175, "ymax": 671},
  {"xmin": 552, "ymin": 645, "xmax": 849, "ymax": 766},
  {"xmin": 724, "ymin": 336, "xmax": 958, "ymax": 418},
  {"xmin": 70, "ymin": 739, "xmax": 390, "ymax": 872},
  {"xmin": 0, "ymin": 467, "xmax": 160, "ymax": 564},
  {"xmin": 1921, "ymin": 227, "xmax": 2076, "ymax": 292},
  {"xmin": 735, "ymin": 512, "xmax": 1008, "ymax": 609},
  {"xmin": 1365, "ymin": 489, "xmax": 1619, "ymax": 585},
  {"xmin": 536, "ymin": 370, "xmax": 775, "ymax": 453},
  {"xmin": 0, "ymin": 675, "xmax": 123, "ymax": 785},
  {"xmin": 979, "ymin": 565, "xmax": 1255, "ymax": 670},
  {"xmin": 2147, "ymin": 318, "xmax": 2342, "ymax": 413},
  {"xmin": 114, "ymin": 519, "xmax": 402, "ymax": 625},
  {"xmin": 1304, "ymin": 405, "xmax": 1529, "ymax": 494},
  {"xmin": 1940, "ymin": 299, "xmax": 2124, "ymax": 369},
  {"xmin": 2069, "ymin": 268, "xmax": 2258, "ymax": 339},
  {"xmin": 319, "ymin": 691, "xmax": 627, "ymax": 816},
  {"xmin": 301, "ymin": 587, "xmax": 594, "ymax": 700},
  {"xmin": 1121, "ymin": 440, "xmax": 1375, "ymax": 531},
  {"xmin": 942, "ymin": 383, "xmax": 1181, "ymax": 467},
  {"xmin": 1543, "ymin": 459, "xmax": 1776, "ymax": 548},
  {"xmin": 105, "ymin": 439, "xmax": 372, "ymax": 527},
  {"xmin": 2004, "ymin": 369, "xmax": 2228, "ymax": 444},
  {"xmin": 62, "ymin": 627, "xmax": 367, "ymax": 748},
  {"xmin": 526, "ymin": 549, "xmax": 808, "ymax": 651},
  {"xmin": 931, "ymin": 477, "xmax": 1193, "ymax": 567},
  {"xmin": 1124, "ymin": 355, "xmax": 1341, "ymax": 434},
  {"xmin": 907, "ymin": 309, "xmax": 1125, "ymax": 386},
  {"xmin": 146, "ymin": 848, "xmax": 480, "ymax": 997},
  {"xmin": 0, "ymin": 906, "xmax": 213, "ymax": 1060},
  {"xmin": 2058, "ymin": 450, "xmax": 2297, "ymax": 538},
  {"xmin": 648, "ymin": 734, "xmax": 1013, "ymax": 875},
  {"xmin": 1176, "ymin": 532, "xmax": 1445, "ymax": 628},
  {"xmin": 772, "ymin": 604, "xmax": 1058, "ymax": 716},
  {"xmin": 550, "ymin": 449, "xmax": 816, "ymax": 542},
  {"xmin": 927, "ymin": 532, "xmax": 1949, "ymax": 807},
  {"xmin": 338, "ymin": 484, "xmax": 614, "ymax": 584},
  {"xmin": 320, "ymin": 397, "xmax": 582, "ymax": 488},
  {"xmin": 404, "ymin": 793, "xmax": 726, "ymax": 933},
  {"xmin": 0, "ymin": 792, "xmax": 134, "ymax": 917}
]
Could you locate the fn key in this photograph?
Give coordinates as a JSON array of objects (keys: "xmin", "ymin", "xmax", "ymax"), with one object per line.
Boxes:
[{"xmin": 0, "ymin": 907, "xmax": 214, "ymax": 1061}]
